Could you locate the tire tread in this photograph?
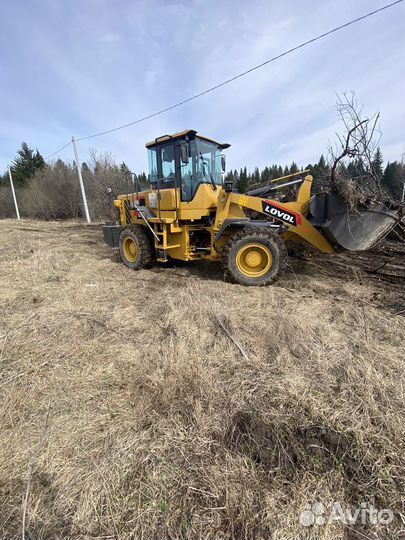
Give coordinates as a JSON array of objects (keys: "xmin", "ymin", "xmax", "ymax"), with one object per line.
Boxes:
[
  {"xmin": 119, "ymin": 225, "xmax": 155, "ymax": 269},
  {"xmin": 222, "ymin": 226, "xmax": 287, "ymax": 286}
]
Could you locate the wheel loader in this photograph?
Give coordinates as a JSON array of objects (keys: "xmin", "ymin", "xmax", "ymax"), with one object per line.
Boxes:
[{"xmin": 103, "ymin": 130, "xmax": 401, "ymax": 286}]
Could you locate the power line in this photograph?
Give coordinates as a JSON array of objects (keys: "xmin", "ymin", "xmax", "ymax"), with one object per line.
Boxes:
[
  {"xmin": 73, "ymin": 0, "xmax": 402, "ymax": 142},
  {"xmin": 44, "ymin": 140, "xmax": 71, "ymax": 160},
  {"xmin": 41, "ymin": 0, "xmax": 401, "ymax": 160}
]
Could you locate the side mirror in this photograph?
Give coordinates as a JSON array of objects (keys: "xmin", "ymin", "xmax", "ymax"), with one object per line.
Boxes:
[
  {"xmin": 221, "ymin": 155, "xmax": 226, "ymax": 172},
  {"xmin": 180, "ymin": 144, "xmax": 189, "ymax": 165}
]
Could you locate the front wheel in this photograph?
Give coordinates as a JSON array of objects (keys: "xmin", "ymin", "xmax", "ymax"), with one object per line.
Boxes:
[{"xmin": 222, "ymin": 227, "xmax": 287, "ymax": 286}]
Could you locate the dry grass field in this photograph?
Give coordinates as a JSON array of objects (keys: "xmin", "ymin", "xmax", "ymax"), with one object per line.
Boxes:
[{"xmin": 0, "ymin": 219, "xmax": 403, "ymax": 539}]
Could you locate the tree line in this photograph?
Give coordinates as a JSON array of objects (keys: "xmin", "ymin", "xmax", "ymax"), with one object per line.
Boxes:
[
  {"xmin": 225, "ymin": 149, "xmax": 404, "ymax": 200},
  {"xmin": 0, "ymin": 144, "xmax": 149, "ymax": 220},
  {"xmin": 0, "ymin": 141, "xmax": 403, "ymax": 220}
]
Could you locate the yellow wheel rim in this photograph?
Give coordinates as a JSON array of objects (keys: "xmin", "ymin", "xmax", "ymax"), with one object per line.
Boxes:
[
  {"xmin": 236, "ymin": 243, "xmax": 272, "ymax": 277},
  {"xmin": 123, "ymin": 236, "xmax": 138, "ymax": 263}
]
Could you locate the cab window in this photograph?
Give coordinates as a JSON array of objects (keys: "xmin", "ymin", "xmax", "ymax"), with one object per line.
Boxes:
[
  {"xmin": 180, "ymin": 142, "xmax": 194, "ymax": 201},
  {"xmin": 160, "ymin": 143, "xmax": 176, "ymax": 187},
  {"xmin": 180, "ymin": 139, "xmax": 222, "ymax": 201},
  {"xmin": 147, "ymin": 148, "xmax": 158, "ymax": 184}
]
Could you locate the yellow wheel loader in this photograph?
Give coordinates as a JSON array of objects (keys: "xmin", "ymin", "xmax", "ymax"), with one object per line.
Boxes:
[{"xmin": 103, "ymin": 130, "xmax": 401, "ymax": 286}]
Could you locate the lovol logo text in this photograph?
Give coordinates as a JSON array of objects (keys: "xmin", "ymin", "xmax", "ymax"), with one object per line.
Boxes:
[{"xmin": 262, "ymin": 201, "xmax": 298, "ymax": 226}]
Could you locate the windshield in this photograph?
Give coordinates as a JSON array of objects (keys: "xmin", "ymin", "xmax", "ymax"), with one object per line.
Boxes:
[
  {"xmin": 180, "ymin": 138, "xmax": 223, "ymax": 201},
  {"xmin": 194, "ymin": 138, "xmax": 222, "ymax": 185},
  {"xmin": 147, "ymin": 137, "xmax": 224, "ymax": 200}
]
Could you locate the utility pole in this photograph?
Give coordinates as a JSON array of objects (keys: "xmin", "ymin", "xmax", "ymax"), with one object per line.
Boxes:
[
  {"xmin": 71, "ymin": 136, "xmax": 91, "ymax": 224},
  {"xmin": 8, "ymin": 167, "xmax": 20, "ymax": 220}
]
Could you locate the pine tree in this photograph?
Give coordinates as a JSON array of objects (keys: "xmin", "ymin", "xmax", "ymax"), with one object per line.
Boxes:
[
  {"xmin": 261, "ymin": 166, "xmax": 270, "ymax": 184},
  {"xmin": 347, "ymin": 159, "xmax": 366, "ymax": 179},
  {"xmin": 371, "ymin": 147, "xmax": 384, "ymax": 181},
  {"xmin": 318, "ymin": 155, "xmax": 326, "ymax": 171},
  {"xmin": 0, "ymin": 170, "xmax": 9, "ymax": 184},
  {"xmin": 289, "ymin": 162, "xmax": 298, "ymax": 174},
  {"xmin": 235, "ymin": 167, "xmax": 249, "ymax": 193},
  {"xmin": 382, "ymin": 161, "xmax": 405, "ymax": 200},
  {"xmin": 232, "ymin": 169, "xmax": 239, "ymax": 191},
  {"xmin": 120, "ymin": 162, "xmax": 130, "ymax": 175},
  {"xmin": 382, "ymin": 162, "xmax": 395, "ymax": 194},
  {"xmin": 268, "ymin": 165, "xmax": 276, "ymax": 180},
  {"xmin": 10, "ymin": 142, "xmax": 45, "ymax": 186}
]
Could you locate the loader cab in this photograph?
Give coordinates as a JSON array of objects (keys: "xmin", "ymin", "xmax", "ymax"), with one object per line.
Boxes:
[{"xmin": 146, "ymin": 130, "xmax": 230, "ymax": 203}]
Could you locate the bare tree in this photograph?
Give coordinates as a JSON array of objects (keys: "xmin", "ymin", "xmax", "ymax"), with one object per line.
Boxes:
[{"xmin": 328, "ymin": 92, "xmax": 383, "ymax": 206}]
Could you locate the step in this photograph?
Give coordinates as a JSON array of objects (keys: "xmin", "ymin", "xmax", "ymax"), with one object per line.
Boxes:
[{"xmin": 155, "ymin": 244, "xmax": 181, "ymax": 250}]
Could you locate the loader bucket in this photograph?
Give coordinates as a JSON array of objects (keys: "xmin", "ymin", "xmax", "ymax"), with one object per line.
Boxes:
[{"xmin": 309, "ymin": 192, "xmax": 402, "ymax": 251}]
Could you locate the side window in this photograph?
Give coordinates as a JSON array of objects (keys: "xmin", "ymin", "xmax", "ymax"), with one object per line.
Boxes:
[
  {"xmin": 160, "ymin": 144, "xmax": 175, "ymax": 182},
  {"xmin": 148, "ymin": 148, "xmax": 158, "ymax": 184},
  {"xmin": 181, "ymin": 141, "xmax": 200, "ymax": 202},
  {"xmin": 180, "ymin": 145, "xmax": 193, "ymax": 201},
  {"xmin": 214, "ymin": 151, "xmax": 223, "ymax": 184}
]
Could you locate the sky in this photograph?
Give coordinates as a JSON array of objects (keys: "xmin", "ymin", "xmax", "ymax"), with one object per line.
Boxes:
[{"xmin": 0, "ymin": 0, "xmax": 404, "ymax": 175}]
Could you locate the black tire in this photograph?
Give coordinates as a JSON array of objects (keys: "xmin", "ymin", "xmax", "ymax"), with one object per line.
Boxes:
[
  {"xmin": 222, "ymin": 226, "xmax": 287, "ymax": 286},
  {"xmin": 119, "ymin": 225, "xmax": 154, "ymax": 270}
]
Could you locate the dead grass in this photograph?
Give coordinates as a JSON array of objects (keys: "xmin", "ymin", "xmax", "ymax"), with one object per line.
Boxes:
[{"xmin": 0, "ymin": 219, "xmax": 403, "ymax": 539}]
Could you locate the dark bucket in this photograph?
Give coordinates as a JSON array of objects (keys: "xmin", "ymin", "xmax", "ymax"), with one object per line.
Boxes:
[{"xmin": 310, "ymin": 192, "xmax": 402, "ymax": 251}]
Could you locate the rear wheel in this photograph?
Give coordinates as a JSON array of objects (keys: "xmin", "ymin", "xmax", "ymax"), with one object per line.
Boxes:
[
  {"xmin": 222, "ymin": 227, "xmax": 287, "ymax": 286},
  {"xmin": 119, "ymin": 225, "xmax": 154, "ymax": 270}
]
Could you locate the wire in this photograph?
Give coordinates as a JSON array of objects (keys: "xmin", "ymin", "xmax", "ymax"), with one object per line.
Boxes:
[
  {"xmin": 74, "ymin": 0, "xmax": 402, "ymax": 142},
  {"xmin": 44, "ymin": 140, "xmax": 71, "ymax": 160},
  {"xmin": 42, "ymin": 0, "xmax": 402, "ymax": 157}
]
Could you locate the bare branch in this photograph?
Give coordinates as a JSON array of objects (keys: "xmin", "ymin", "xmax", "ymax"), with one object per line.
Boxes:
[{"xmin": 328, "ymin": 92, "xmax": 385, "ymax": 201}]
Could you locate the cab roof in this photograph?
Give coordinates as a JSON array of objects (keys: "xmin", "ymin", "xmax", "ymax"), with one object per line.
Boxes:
[{"xmin": 145, "ymin": 129, "xmax": 230, "ymax": 150}]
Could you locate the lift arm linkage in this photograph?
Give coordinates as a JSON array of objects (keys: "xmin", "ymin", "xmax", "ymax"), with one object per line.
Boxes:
[{"xmin": 218, "ymin": 175, "xmax": 334, "ymax": 254}]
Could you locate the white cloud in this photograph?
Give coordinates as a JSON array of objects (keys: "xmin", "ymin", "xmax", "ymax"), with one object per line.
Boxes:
[{"xmin": 0, "ymin": 0, "xmax": 403, "ymax": 176}]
